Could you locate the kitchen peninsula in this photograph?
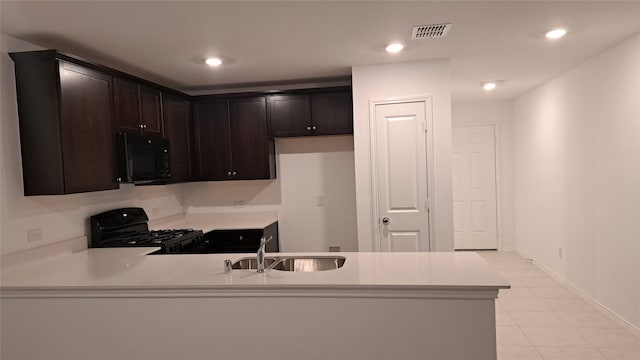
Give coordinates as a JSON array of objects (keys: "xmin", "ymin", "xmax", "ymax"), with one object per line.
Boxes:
[{"xmin": 1, "ymin": 245, "xmax": 508, "ymax": 360}]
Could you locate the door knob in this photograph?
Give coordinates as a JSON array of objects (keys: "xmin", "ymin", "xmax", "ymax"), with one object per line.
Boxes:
[{"xmin": 382, "ymin": 217, "xmax": 390, "ymax": 225}]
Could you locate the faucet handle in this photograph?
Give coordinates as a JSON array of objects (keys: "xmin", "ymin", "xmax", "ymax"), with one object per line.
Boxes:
[{"xmin": 261, "ymin": 235, "xmax": 273, "ymax": 244}]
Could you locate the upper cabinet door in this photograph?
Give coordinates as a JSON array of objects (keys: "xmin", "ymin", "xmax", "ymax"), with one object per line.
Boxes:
[
  {"xmin": 192, "ymin": 99, "xmax": 232, "ymax": 180},
  {"xmin": 140, "ymin": 86, "xmax": 163, "ymax": 136},
  {"xmin": 229, "ymin": 97, "xmax": 274, "ymax": 180},
  {"xmin": 162, "ymin": 94, "xmax": 191, "ymax": 181},
  {"xmin": 310, "ymin": 91, "xmax": 353, "ymax": 136},
  {"xmin": 113, "ymin": 79, "xmax": 163, "ymax": 136},
  {"xmin": 58, "ymin": 62, "xmax": 118, "ymax": 193},
  {"xmin": 268, "ymin": 94, "xmax": 311, "ymax": 137},
  {"xmin": 113, "ymin": 78, "xmax": 141, "ymax": 133}
]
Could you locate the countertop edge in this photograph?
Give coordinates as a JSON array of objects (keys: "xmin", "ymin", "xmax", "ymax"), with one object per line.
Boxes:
[{"xmin": 0, "ymin": 284, "xmax": 506, "ymax": 300}]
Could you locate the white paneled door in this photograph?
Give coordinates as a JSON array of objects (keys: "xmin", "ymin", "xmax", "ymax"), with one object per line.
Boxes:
[
  {"xmin": 452, "ymin": 125, "xmax": 498, "ymax": 249},
  {"xmin": 374, "ymin": 100, "xmax": 431, "ymax": 252}
]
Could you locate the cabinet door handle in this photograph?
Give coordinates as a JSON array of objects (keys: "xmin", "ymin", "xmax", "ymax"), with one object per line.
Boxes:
[
  {"xmin": 312, "ymin": 126, "xmax": 317, "ymax": 130},
  {"xmin": 143, "ymin": 124, "xmax": 147, "ymax": 129},
  {"xmin": 227, "ymin": 171, "xmax": 232, "ymax": 176},
  {"xmin": 307, "ymin": 126, "xmax": 312, "ymax": 131},
  {"xmin": 116, "ymin": 177, "xmax": 122, "ymax": 183},
  {"xmin": 232, "ymin": 171, "xmax": 237, "ymax": 176},
  {"xmin": 139, "ymin": 124, "xmax": 144, "ymax": 129}
]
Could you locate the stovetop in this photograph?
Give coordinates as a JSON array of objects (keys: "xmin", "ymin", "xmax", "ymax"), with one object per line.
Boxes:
[
  {"xmin": 90, "ymin": 207, "xmax": 205, "ymax": 253},
  {"xmin": 99, "ymin": 229, "xmax": 201, "ymax": 247}
]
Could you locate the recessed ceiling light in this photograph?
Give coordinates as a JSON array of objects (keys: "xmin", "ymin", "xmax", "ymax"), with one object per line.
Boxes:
[
  {"xmin": 205, "ymin": 57, "xmax": 222, "ymax": 66},
  {"xmin": 545, "ymin": 28, "xmax": 567, "ymax": 39},
  {"xmin": 385, "ymin": 43, "xmax": 404, "ymax": 53},
  {"xmin": 483, "ymin": 82, "xmax": 497, "ymax": 91}
]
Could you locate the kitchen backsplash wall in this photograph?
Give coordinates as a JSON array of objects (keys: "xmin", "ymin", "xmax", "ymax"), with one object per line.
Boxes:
[
  {"xmin": 0, "ymin": 34, "xmax": 184, "ymax": 255},
  {"xmin": 182, "ymin": 135, "xmax": 358, "ymax": 252}
]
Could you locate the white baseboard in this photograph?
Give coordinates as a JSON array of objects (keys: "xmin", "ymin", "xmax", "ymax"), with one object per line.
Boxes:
[{"xmin": 515, "ymin": 249, "xmax": 640, "ymax": 338}]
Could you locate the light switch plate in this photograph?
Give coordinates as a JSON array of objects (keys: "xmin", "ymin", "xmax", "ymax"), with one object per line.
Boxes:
[
  {"xmin": 27, "ymin": 228, "xmax": 43, "ymax": 243},
  {"xmin": 329, "ymin": 246, "xmax": 340, "ymax": 252}
]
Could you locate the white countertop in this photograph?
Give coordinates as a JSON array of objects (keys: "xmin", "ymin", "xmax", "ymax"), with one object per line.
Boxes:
[
  {"xmin": 148, "ymin": 211, "xmax": 278, "ymax": 233},
  {"xmin": 0, "ymin": 248, "xmax": 509, "ymax": 295}
]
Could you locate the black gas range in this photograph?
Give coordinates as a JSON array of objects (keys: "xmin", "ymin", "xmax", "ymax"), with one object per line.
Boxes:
[{"xmin": 90, "ymin": 208, "xmax": 205, "ymax": 254}]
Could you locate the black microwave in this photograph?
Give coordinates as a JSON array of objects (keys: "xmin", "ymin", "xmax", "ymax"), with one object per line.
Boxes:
[{"xmin": 117, "ymin": 133, "xmax": 171, "ymax": 184}]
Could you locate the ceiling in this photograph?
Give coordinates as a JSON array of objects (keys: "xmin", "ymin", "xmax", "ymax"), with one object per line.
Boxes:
[{"xmin": 1, "ymin": 1, "xmax": 639, "ymax": 102}]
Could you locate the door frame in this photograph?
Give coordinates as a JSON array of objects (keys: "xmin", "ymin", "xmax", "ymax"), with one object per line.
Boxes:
[
  {"xmin": 368, "ymin": 95, "xmax": 436, "ymax": 252},
  {"xmin": 452, "ymin": 123, "xmax": 503, "ymax": 250}
]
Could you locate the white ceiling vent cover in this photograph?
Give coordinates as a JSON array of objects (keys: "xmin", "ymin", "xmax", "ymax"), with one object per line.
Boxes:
[{"xmin": 412, "ymin": 23, "xmax": 452, "ymax": 39}]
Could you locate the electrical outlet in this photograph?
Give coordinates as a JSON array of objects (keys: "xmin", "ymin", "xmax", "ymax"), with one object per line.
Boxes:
[
  {"xmin": 152, "ymin": 207, "xmax": 160, "ymax": 216},
  {"xmin": 316, "ymin": 195, "xmax": 325, "ymax": 207},
  {"xmin": 329, "ymin": 246, "xmax": 341, "ymax": 252},
  {"xmin": 558, "ymin": 247, "xmax": 563, "ymax": 259},
  {"xmin": 27, "ymin": 228, "xmax": 43, "ymax": 243},
  {"xmin": 233, "ymin": 200, "xmax": 244, "ymax": 208}
]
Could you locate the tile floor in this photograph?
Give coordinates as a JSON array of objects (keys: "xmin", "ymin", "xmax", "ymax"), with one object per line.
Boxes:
[{"xmin": 478, "ymin": 251, "xmax": 640, "ymax": 360}]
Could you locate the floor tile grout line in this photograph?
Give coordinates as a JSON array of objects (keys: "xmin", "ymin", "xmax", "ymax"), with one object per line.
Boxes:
[{"xmin": 516, "ymin": 323, "xmax": 546, "ymax": 359}]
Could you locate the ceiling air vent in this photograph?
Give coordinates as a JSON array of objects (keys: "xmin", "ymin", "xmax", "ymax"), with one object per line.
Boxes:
[{"xmin": 411, "ymin": 23, "xmax": 452, "ymax": 39}]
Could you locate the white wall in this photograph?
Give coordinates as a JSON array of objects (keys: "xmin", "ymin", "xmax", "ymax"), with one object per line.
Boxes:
[
  {"xmin": 0, "ymin": 34, "xmax": 184, "ymax": 255},
  {"xmin": 352, "ymin": 60, "xmax": 453, "ymax": 252},
  {"xmin": 181, "ymin": 135, "xmax": 359, "ymax": 252},
  {"xmin": 513, "ymin": 34, "xmax": 640, "ymax": 330},
  {"xmin": 452, "ymin": 101, "xmax": 515, "ymax": 250}
]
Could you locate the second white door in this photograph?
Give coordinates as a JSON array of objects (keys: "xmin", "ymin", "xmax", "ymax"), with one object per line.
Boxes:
[{"xmin": 452, "ymin": 125, "xmax": 498, "ymax": 249}]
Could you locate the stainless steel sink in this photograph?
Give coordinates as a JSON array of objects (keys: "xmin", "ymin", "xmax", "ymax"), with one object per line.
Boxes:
[
  {"xmin": 231, "ymin": 257, "xmax": 278, "ymax": 270},
  {"xmin": 271, "ymin": 256, "xmax": 346, "ymax": 272},
  {"xmin": 230, "ymin": 256, "xmax": 346, "ymax": 272}
]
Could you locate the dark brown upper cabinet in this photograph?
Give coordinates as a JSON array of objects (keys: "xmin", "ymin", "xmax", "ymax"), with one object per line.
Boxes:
[
  {"xmin": 114, "ymin": 78, "xmax": 162, "ymax": 137},
  {"xmin": 268, "ymin": 94, "xmax": 311, "ymax": 137},
  {"xmin": 9, "ymin": 51, "xmax": 119, "ymax": 195},
  {"xmin": 193, "ymin": 96, "xmax": 275, "ymax": 181},
  {"xmin": 268, "ymin": 89, "xmax": 353, "ymax": 138},
  {"xmin": 309, "ymin": 91, "xmax": 353, "ymax": 136},
  {"xmin": 162, "ymin": 93, "xmax": 192, "ymax": 182},
  {"xmin": 228, "ymin": 97, "xmax": 275, "ymax": 180},
  {"xmin": 192, "ymin": 99, "xmax": 231, "ymax": 180}
]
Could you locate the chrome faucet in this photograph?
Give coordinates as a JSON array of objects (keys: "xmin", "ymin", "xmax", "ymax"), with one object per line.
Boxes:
[{"xmin": 256, "ymin": 235, "xmax": 273, "ymax": 273}]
